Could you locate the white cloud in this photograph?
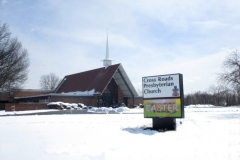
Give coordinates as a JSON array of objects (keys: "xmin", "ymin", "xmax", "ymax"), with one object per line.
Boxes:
[
  {"xmin": 2, "ymin": 0, "xmax": 7, "ymax": 4},
  {"xmin": 129, "ymin": 49, "xmax": 230, "ymax": 94}
]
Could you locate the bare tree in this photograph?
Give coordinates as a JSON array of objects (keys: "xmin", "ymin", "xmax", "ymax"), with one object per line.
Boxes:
[
  {"xmin": 184, "ymin": 91, "xmax": 213, "ymax": 106},
  {"xmin": 208, "ymin": 84, "xmax": 229, "ymax": 106},
  {"xmin": 0, "ymin": 23, "xmax": 30, "ymax": 91},
  {"xmin": 218, "ymin": 50, "xmax": 240, "ymax": 88},
  {"xmin": 40, "ymin": 73, "xmax": 60, "ymax": 90}
]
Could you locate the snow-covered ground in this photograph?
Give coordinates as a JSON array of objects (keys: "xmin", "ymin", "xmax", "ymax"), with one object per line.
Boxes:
[{"xmin": 0, "ymin": 106, "xmax": 239, "ymax": 160}]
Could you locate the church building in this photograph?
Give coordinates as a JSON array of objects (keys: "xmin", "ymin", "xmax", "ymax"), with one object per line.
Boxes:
[{"xmin": 1, "ymin": 35, "xmax": 142, "ymax": 111}]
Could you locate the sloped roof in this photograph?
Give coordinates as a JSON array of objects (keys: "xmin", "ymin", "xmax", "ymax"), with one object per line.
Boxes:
[
  {"xmin": 113, "ymin": 65, "xmax": 138, "ymax": 97},
  {"xmin": 54, "ymin": 63, "xmax": 139, "ymax": 97}
]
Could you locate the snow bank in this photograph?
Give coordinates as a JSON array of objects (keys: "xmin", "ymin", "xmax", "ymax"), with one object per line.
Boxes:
[
  {"xmin": 1, "ymin": 104, "xmax": 239, "ymax": 116},
  {"xmin": 185, "ymin": 104, "xmax": 215, "ymax": 108},
  {"xmin": 0, "ymin": 109, "xmax": 58, "ymax": 116},
  {"xmin": 0, "ymin": 106, "xmax": 143, "ymax": 116},
  {"xmin": 88, "ymin": 106, "xmax": 138, "ymax": 114}
]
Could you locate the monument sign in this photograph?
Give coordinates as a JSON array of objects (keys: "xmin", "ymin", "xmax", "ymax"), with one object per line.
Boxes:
[{"xmin": 142, "ymin": 73, "xmax": 184, "ymax": 119}]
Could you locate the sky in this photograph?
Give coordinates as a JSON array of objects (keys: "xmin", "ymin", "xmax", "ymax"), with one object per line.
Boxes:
[{"xmin": 1, "ymin": 0, "xmax": 240, "ymax": 94}]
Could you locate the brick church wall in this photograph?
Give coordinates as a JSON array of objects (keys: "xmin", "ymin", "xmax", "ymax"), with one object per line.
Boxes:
[{"xmin": 5, "ymin": 103, "xmax": 48, "ymax": 111}]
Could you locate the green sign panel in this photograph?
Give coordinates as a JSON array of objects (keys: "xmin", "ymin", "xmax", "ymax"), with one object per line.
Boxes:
[{"xmin": 144, "ymin": 98, "xmax": 182, "ymax": 118}]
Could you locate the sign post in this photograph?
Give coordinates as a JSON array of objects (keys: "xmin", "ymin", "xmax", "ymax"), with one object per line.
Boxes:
[{"xmin": 142, "ymin": 73, "xmax": 184, "ymax": 131}]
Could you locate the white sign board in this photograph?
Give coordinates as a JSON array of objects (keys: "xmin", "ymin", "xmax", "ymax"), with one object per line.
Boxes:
[{"xmin": 142, "ymin": 74, "xmax": 181, "ymax": 98}]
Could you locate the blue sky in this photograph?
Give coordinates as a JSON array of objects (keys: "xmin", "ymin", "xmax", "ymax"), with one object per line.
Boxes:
[{"xmin": 1, "ymin": 0, "xmax": 240, "ymax": 94}]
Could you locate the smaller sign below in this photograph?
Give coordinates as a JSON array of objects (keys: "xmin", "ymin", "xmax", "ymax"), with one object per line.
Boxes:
[
  {"xmin": 144, "ymin": 98, "xmax": 182, "ymax": 118},
  {"xmin": 142, "ymin": 74, "xmax": 181, "ymax": 98}
]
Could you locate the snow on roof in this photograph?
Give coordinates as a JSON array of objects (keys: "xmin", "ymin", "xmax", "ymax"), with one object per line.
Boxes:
[{"xmin": 61, "ymin": 89, "xmax": 95, "ymax": 95}]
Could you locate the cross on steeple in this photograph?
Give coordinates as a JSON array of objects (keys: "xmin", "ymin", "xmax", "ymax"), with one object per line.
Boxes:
[{"xmin": 102, "ymin": 29, "xmax": 113, "ymax": 68}]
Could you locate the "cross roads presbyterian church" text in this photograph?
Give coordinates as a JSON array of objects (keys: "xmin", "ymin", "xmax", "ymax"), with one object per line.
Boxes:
[{"xmin": 143, "ymin": 76, "xmax": 174, "ymax": 94}]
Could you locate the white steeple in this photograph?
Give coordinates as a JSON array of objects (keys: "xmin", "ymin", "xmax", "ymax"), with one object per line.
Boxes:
[{"xmin": 102, "ymin": 30, "xmax": 113, "ymax": 68}]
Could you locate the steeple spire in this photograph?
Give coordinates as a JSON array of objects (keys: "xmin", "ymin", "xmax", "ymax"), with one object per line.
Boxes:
[
  {"xmin": 106, "ymin": 29, "xmax": 109, "ymax": 59},
  {"xmin": 103, "ymin": 29, "xmax": 113, "ymax": 68}
]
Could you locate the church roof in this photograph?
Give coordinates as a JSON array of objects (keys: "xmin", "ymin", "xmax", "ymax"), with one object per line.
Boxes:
[{"xmin": 54, "ymin": 63, "xmax": 139, "ymax": 97}]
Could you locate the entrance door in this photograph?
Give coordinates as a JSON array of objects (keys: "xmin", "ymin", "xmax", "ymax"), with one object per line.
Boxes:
[{"xmin": 99, "ymin": 93, "xmax": 118, "ymax": 107}]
